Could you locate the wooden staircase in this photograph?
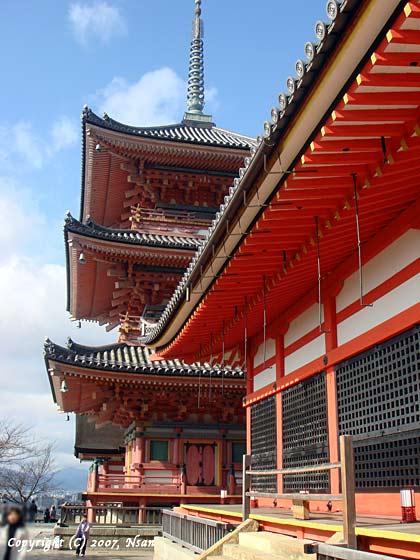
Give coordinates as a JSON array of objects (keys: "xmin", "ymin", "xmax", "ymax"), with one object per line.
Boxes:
[{"xmin": 207, "ymin": 532, "xmax": 316, "ymax": 560}]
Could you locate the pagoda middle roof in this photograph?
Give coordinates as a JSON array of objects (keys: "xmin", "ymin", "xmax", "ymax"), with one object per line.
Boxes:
[
  {"xmin": 65, "ymin": 213, "xmax": 202, "ymax": 251},
  {"xmin": 44, "ymin": 338, "xmax": 244, "ymax": 379},
  {"xmin": 83, "ymin": 108, "xmax": 255, "ymax": 150}
]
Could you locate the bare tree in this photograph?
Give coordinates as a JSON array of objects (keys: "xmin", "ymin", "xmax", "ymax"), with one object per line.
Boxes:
[
  {"xmin": 0, "ymin": 443, "xmax": 57, "ymax": 504},
  {"xmin": 0, "ymin": 419, "xmax": 33, "ymax": 465}
]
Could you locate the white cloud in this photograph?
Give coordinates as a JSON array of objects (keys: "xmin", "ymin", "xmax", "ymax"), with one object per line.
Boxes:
[
  {"xmin": 50, "ymin": 116, "xmax": 79, "ymax": 152},
  {"xmin": 0, "ymin": 183, "xmax": 115, "ymax": 472},
  {"xmin": 69, "ymin": 1, "xmax": 126, "ymax": 45},
  {"xmin": 0, "ymin": 177, "xmax": 45, "ymax": 258},
  {"xmin": 12, "ymin": 122, "xmax": 45, "ymax": 169},
  {"xmin": 97, "ymin": 68, "xmax": 186, "ymax": 126},
  {"xmin": 0, "ymin": 117, "xmax": 78, "ymax": 170}
]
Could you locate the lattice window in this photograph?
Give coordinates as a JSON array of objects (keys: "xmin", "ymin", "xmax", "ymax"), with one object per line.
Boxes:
[
  {"xmin": 336, "ymin": 326, "xmax": 420, "ymax": 489},
  {"xmin": 251, "ymin": 396, "xmax": 277, "ymax": 493},
  {"xmin": 282, "ymin": 372, "xmax": 329, "ymax": 492}
]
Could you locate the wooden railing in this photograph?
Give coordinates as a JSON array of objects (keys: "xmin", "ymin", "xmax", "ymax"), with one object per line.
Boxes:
[
  {"xmin": 60, "ymin": 503, "xmax": 162, "ymax": 526},
  {"xmin": 97, "ymin": 472, "xmax": 181, "ymax": 491},
  {"xmin": 243, "ymin": 435, "xmax": 356, "ymax": 549},
  {"xmin": 162, "ymin": 509, "xmax": 237, "ymax": 554}
]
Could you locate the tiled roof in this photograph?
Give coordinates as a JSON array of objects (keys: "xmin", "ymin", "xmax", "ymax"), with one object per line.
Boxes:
[
  {"xmin": 83, "ymin": 108, "xmax": 255, "ymax": 150},
  {"xmin": 44, "ymin": 338, "xmax": 244, "ymax": 379},
  {"xmin": 65, "ymin": 214, "xmax": 202, "ymax": 251}
]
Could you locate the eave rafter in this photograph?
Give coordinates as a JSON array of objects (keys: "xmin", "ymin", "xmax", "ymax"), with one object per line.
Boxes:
[{"xmin": 156, "ymin": 1, "xmax": 420, "ymax": 364}]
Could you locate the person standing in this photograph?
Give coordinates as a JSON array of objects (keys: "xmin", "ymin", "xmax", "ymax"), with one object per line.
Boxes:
[
  {"xmin": 74, "ymin": 515, "xmax": 90, "ymax": 557},
  {"xmin": 0, "ymin": 502, "xmax": 8, "ymax": 527},
  {"xmin": 49, "ymin": 506, "xmax": 57, "ymax": 523},
  {"xmin": 0, "ymin": 507, "xmax": 29, "ymax": 560},
  {"xmin": 28, "ymin": 502, "xmax": 37, "ymax": 524},
  {"xmin": 43, "ymin": 508, "xmax": 50, "ymax": 524}
]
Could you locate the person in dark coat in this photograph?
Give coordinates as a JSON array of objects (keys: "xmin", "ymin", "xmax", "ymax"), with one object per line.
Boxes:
[
  {"xmin": 28, "ymin": 502, "xmax": 37, "ymax": 523},
  {"xmin": 43, "ymin": 508, "xmax": 50, "ymax": 523}
]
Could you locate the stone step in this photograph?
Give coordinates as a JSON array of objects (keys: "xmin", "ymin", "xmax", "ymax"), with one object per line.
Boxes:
[
  {"xmin": 223, "ymin": 544, "xmax": 282, "ymax": 560},
  {"xmin": 239, "ymin": 532, "xmax": 316, "ymax": 559}
]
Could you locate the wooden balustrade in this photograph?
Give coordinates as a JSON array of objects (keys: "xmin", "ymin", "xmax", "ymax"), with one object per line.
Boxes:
[{"xmin": 60, "ymin": 503, "xmax": 162, "ymax": 527}]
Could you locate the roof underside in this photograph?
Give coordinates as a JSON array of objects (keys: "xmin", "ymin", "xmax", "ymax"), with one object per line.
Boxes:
[{"xmin": 145, "ymin": 0, "xmax": 420, "ymax": 362}]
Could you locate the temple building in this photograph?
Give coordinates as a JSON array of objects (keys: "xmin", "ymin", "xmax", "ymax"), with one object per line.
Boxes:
[
  {"xmin": 144, "ymin": 0, "xmax": 420, "ymax": 555},
  {"xmin": 45, "ymin": 0, "xmax": 253, "ymax": 513}
]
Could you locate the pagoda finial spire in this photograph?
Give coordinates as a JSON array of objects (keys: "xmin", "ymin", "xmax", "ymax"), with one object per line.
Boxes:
[{"xmin": 183, "ymin": 0, "xmax": 212, "ymax": 124}]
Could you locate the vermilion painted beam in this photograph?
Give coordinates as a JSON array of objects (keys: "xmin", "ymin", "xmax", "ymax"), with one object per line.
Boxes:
[
  {"xmin": 371, "ymin": 51, "xmax": 420, "ymax": 67},
  {"xmin": 343, "ymin": 91, "xmax": 420, "ymax": 106},
  {"xmin": 322, "ymin": 124, "xmax": 403, "ymax": 138},
  {"xmin": 301, "ymin": 152, "xmax": 380, "ymax": 165},
  {"xmin": 330, "ymin": 109, "xmax": 414, "ymax": 123},
  {"xmin": 356, "ymin": 71, "xmax": 420, "ymax": 89},
  {"xmin": 310, "ymin": 140, "xmax": 381, "ymax": 155}
]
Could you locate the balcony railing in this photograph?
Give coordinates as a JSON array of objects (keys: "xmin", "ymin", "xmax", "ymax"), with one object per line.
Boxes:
[
  {"xmin": 60, "ymin": 503, "xmax": 162, "ymax": 527},
  {"xmin": 162, "ymin": 509, "xmax": 237, "ymax": 554},
  {"xmin": 96, "ymin": 472, "xmax": 182, "ymax": 493}
]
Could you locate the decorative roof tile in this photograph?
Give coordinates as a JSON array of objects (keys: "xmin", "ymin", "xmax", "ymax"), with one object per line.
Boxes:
[
  {"xmin": 83, "ymin": 108, "xmax": 255, "ymax": 150},
  {"xmin": 65, "ymin": 213, "xmax": 202, "ymax": 251},
  {"xmin": 44, "ymin": 338, "xmax": 243, "ymax": 379}
]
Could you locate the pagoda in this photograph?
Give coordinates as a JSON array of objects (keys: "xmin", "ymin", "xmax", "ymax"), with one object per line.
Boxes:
[{"xmin": 45, "ymin": 0, "xmax": 253, "ymax": 515}]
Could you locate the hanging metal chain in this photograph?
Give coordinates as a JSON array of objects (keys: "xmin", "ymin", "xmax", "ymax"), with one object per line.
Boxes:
[
  {"xmin": 244, "ymin": 296, "xmax": 248, "ymax": 375},
  {"xmin": 198, "ymin": 343, "xmax": 202, "ymax": 409},
  {"xmin": 209, "ymin": 332, "xmax": 213, "ymax": 402},
  {"xmin": 352, "ymin": 173, "xmax": 373, "ymax": 308},
  {"xmin": 221, "ymin": 320, "xmax": 225, "ymax": 397},
  {"xmin": 315, "ymin": 216, "xmax": 324, "ymax": 332},
  {"xmin": 263, "ymin": 275, "xmax": 267, "ymax": 369}
]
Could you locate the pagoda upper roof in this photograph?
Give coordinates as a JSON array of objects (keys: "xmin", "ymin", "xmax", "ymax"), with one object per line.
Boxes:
[
  {"xmin": 65, "ymin": 213, "xmax": 202, "ymax": 251},
  {"xmin": 83, "ymin": 108, "xmax": 255, "ymax": 150},
  {"xmin": 44, "ymin": 338, "xmax": 243, "ymax": 379}
]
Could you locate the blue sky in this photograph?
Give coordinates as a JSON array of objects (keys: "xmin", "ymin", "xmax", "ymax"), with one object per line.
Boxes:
[{"xmin": 0, "ymin": 0, "xmax": 329, "ymax": 484}]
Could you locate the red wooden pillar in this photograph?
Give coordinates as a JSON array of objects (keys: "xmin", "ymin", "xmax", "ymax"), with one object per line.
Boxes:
[
  {"xmin": 275, "ymin": 332, "xmax": 285, "ymax": 495},
  {"xmin": 324, "ymin": 295, "xmax": 340, "ymax": 495},
  {"xmin": 138, "ymin": 497, "xmax": 147, "ymax": 524},
  {"xmin": 173, "ymin": 428, "xmax": 183, "ymax": 466}
]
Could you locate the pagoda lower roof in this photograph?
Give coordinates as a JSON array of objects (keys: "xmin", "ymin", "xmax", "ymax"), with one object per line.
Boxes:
[
  {"xmin": 44, "ymin": 338, "xmax": 243, "ymax": 378},
  {"xmin": 65, "ymin": 214, "xmax": 202, "ymax": 251},
  {"xmin": 84, "ymin": 108, "xmax": 255, "ymax": 150}
]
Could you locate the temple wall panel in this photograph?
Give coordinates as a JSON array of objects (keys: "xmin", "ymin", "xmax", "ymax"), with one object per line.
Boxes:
[
  {"xmin": 253, "ymin": 365, "xmax": 276, "ymax": 391},
  {"xmin": 284, "ymin": 334, "xmax": 326, "ymax": 376},
  {"xmin": 253, "ymin": 338, "xmax": 275, "ymax": 368},
  {"xmin": 336, "ymin": 229, "xmax": 420, "ymax": 312},
  {"xmin": 337, "ymin": 272, "xmax": 420, "ymax": 346},
  {"xmin": 284, "ymin": 303, "xmax": 321, "ymax": 347}
]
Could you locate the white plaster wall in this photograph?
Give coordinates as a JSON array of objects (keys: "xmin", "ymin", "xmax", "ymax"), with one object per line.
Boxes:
[
  {"xmin": 144, "ymin": 470, "xmax": 173, "ymax": 483},
  {"xmin": 253, "ymin": 338, "xmax": 276, "ymax": 368},
  {"xmin": 337, "ymin": 273, "xmax": 420, "ymax": 345},
  {"xmin": 253, "ymin": 365, "xmax": 277, "ymax": 391},
  {"xmin": 109, "ymin": 464, "xmax": 124, "ymax": 472},
  {"xmin": 285, "ymin": 303, "xmax": 323, "ymax": 347},
  {"xmin": 337, "ymin": 229, "xmax": 420, "ymax": 313},
  {"xmin": 285, "ymin": 334, "xmax": 326, "ymax": 375}
]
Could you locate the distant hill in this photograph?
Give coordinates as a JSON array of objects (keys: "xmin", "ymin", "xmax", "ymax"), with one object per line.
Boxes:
[{"xmin": 55, "ymin": 467, "xmax": 88, "ymax": 492}]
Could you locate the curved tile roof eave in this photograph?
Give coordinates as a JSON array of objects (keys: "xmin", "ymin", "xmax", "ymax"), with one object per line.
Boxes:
[
  {"xmin": 65, "ymin": 213, "xmax": 203, "ymax": 251},
  {"xmin": 43, "ymin": 338, "xmax": 244, "ymax": 379}
]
